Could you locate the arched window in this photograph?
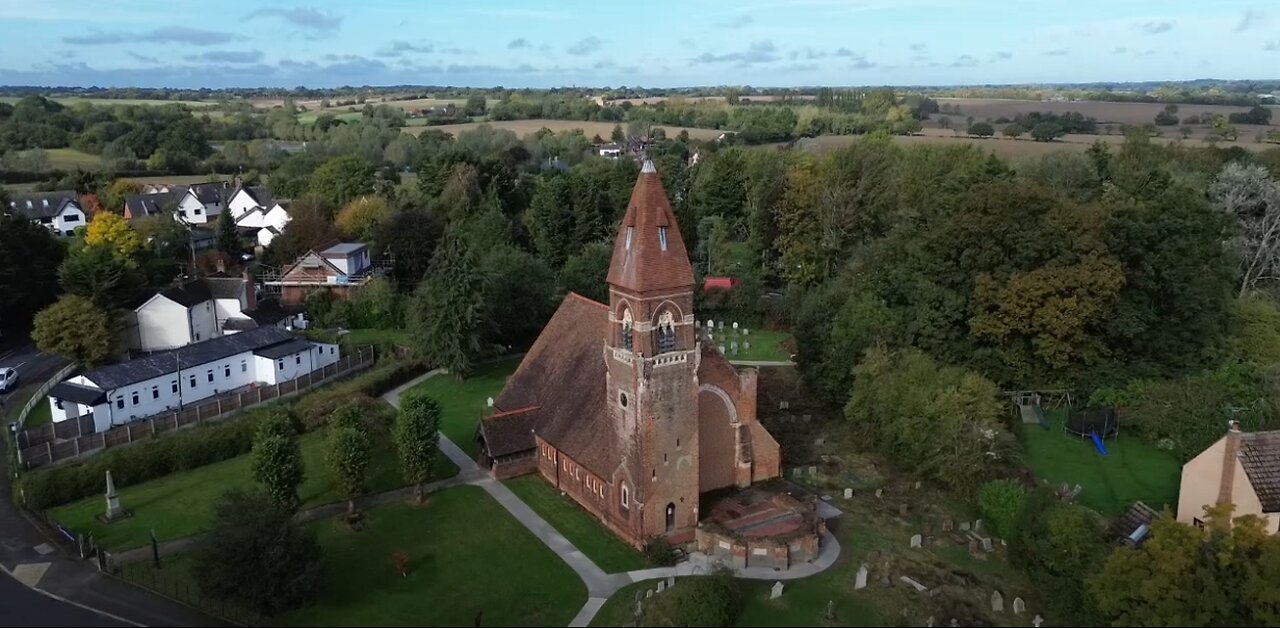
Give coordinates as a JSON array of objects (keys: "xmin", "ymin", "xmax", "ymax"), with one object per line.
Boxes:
[
  {"xmin": 665, "ymin": 503, "xmax": 676, "ymax": 533},
  {"xmin": 656, "ymin": 311, "xmax": 676, "ymax": 354},
  {"xmin": 621, "ymin": 485, "xmax": 630, "ymax": 509},
  {"xmin": 621, "ymin": 308, "xmax": 634, "ymax": 351}
]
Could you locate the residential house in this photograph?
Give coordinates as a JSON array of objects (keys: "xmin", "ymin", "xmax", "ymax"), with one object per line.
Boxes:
[
  {"xmin": 123, "ymin": 191, "xmax": 180, "ymax": 221},
  {"xmin": 1178, "ymin": 422, "xmax": 1280, "ymax": 533},
  {"xmin": 225, "ymin": 186, "xmax": 274, "ymax": 220},
  {"xmin": 175, "ymin": 182, "xmax": 230, "ymax": 226},
  {"xmin": 125, "ymin": 269, "xmax": 305, "ymax": 351},
  {"xmin": 269, "ymin": 242, "xmax": 381, "ymax": 306},
  {"xmin": 597, "ymin": 143, "xmax": 623, "ymax": 159},
  {"xmin": 226, "ymin": 186, "xmax": 291, "ymax": 248},
  {"xmin": 6, "ymin": 191, "xmax": 86, "ymax": 236},
  {"xmin": 47, "ymin": 327, "xmax": 340, "ymax": 432}
]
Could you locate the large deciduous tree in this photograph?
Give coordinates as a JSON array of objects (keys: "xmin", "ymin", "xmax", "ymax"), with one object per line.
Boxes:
[
  {"xmin": 85, "ymin": 211, "xmax": 142, "ymax": 261},
  {"xmin": 1210, "ymin": 163, "xmax": 1280, "ymax": 297},
  {"xmin": 250, "ymin": 418, "xmax": 305, "ymax": 513},
  {"xmin": 0, "ymin": 212, "xmax": 65, "ymax": 332},
  {"xmin": 32, "ymin": 295, "xmax": 116, "ymax": 366},
  {"xmin": 558, "ymin": 241, "xmax": 612, "ymax": 304},
  {"xmin": 335, "ymin": 195, "xmax": 391, "ymax": 242},
  {"xmin": 308, "ymin": 155, "xmax": 376, "ymax": 209},
  {"xmin": 58, "ymin": 245, "xmax": 144, "ymax": 309},
  {"xmin": 327, "ymin": 425, "xmax": 371, "ymax": 516},
  {"xmin": 394, "ymin": 389, "xmax": 442, "ymax": 502}
]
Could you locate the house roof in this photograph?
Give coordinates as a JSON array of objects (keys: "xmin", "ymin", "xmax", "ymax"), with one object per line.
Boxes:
[
  {"xmin": 48, "ymin": 382, "xmax": 107, "ymax": 406},
  {"xmin": 124, "ymin": 192, "xmax": 178, "ymax": 219},
  {"xmin": 605, "ymin": 160, "xmax": 694, "ymax": 294},
  {"xmin": 477, "ymin": 407, "xmax": 542, "ymax": 458},
  {"xmin": 81, "ymin": 327, "xmax": 298, "ymax": 390},
  {"xmin": 189, "ymin": 227, "xmax": 215, "ymax": 242},
  {"xmin": 222, "ymin": 318, "xmax": 258, "ymax": 331},
  {"xmin": 1111, "ymin": 501, "xmax": 1160, "ymax": 543},
  {"xmin": 245, "ymin": 299, "xmax": 296, "ymax": 325},
  {"xmin": 485, "ymin": 292, "xmax": 615, "ymax": 476},
  {"xmin": 204, "ymin": 276, "xmax": 246, "ymax": 300},
  {"xmin": 235, "ymin": 186, "xmax": 273, "ymax": 209},
  {"xmin": 8, "ymin": 191, "xmax": 79, "ymax": 219},
  {"xmin": 159, "ymin": 280, "xmax": 212, "ymax": 308},
  {"xmin": 1239, "ymin": 431, "xmax": 1280, "ymax": 512},
  {"xmin": 253, "ymin": 338, "xmax": 313, "ymax": 359},
  {"xmin": 322, "ymin": 242, "xmax": 368, "ymax": 257},
  {"xmin": 187, "ymin": 182, "xmax": 228, "ymax": 205}
]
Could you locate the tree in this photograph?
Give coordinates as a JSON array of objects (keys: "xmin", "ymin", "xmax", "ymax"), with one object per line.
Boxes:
[
  {"xmin": 463, "ymin": 95, "xmax": 487, "ymax": 117},
  {"xmin": 938, "ymin": 116, "xmax": 951, "ymax": 131},
  {"xmin": 215, "ymin": 207, "xmax": 239, "ymax": 254},
  {"xmin": 610, "ymin": 124, "xmax": 625, "ymax": 143},
  {"xmin": 1179, "ymin": 125, "xmax": 1194, "ymax": 139},
  {"xmin": 251, "ymin": 419, "xmax": 305, "ymax": 513},
  {"xmin": 376, "ymin": 205, "xmax": 442, "ymax": 286},
  {"xmin": 192, "ymin": 490, "xmax": 322, "ymax": 616},
  {"xmin": 58, "ymin": 245, "xmax": 143, "ymax": 309},
  {"xmin": 0, "ymin": 213, "xmax": 65, "ymax": 332},
  {"xmin": 558, "ymin": 241, "xmax": 612, "ymax": 303},
  {"xmin": 394, "ymin": 389, "xmax": 442, "ymax": 502},
  {"xmin": 1001, "ymin": 123, "xmax": 1025, "ymax": 139},
  {"xmin": 977, "ymin": 480, "xmax": 1027, "ymax": 540},
  {"xmin": 1154, "ymin": 110, "xmax": 1180, "ymax": 126},
  {"xmin": 639, "ymin": 567, "xmax": 743, "ymax": 627},
  {"xmin": 411, "ymin": 232, "xmax": 487, "ymax": 375},
  {"xmin": 1210, "ymin": 163, "xmax": 1280, "ymax": 297},
  {"xmin": 334, "ymin": 195, "xmax": 391, "ymax": 242},
  {"xmin": 327, "ymin": 425, "xmax": 371, "ymax": 516},
  {"xmin": 1030, "ymin": 121, "xmax": 1065, "ymax": 142},
  {"xmin": 84, "ymin": 211, "xmax": 142, "ymax": 261},
  {"xmin": 32, "ymin": 295, "xmax": 116, "ymax": 366},
  {"xmin": 480, "ymin": 246, "xmax": 556, "ymax": 348},
  {"xmin": 308, "ymin": 155, "xmax": 376, "ymax": 209},
  {"xmin": 98, "ymin": 180, "xmax": 142, "ymax": 215},
  {"xmin": 968, "ymin": 121, "xmax": 995, "ymax": 137}
]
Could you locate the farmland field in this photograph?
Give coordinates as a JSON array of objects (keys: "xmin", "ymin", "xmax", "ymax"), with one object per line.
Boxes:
[
  {"xmin": 934, "ymin": 97, "xmax": 1276, "ymax": 127},
  {"xmin": 0, "ymin": 96, "xmax": 215, "ymax": 108},
  {"xmin": 45, "ymin": 148, "xmax": 102, "ymax": 170},
  {"xmin": 401, "ymin": 119, "xmax": 723, "ymax": 141}
]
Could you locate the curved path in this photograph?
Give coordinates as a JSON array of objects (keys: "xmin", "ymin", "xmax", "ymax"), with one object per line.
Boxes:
[{"xmin": 384, "ymin": 370, "xmax": 842, "ymax": 627}]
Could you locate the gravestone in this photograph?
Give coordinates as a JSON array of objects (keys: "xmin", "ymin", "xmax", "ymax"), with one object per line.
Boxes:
[
  {"xmin": 949, "ymin": 619, "xmax": 959, "ymax": 627},
  {"xmin": 658, "ymin": 580, "xmax": 667, "ymax": 593},
  {"xmin": 634, "ymin": 601, "xmax": 642, "ymax": 618},
  {"xmin": 914, "ymin": 481, "xmax": 922, "ymax": 490},
  {"xmin": 802, "ymin": 414, "xmax": 812, "ymax": 421},
  {"xmin": 770, "ymin": 581, "xmax": 784, "ymax": 600},
  {"xmin": 744, "ymin": 328, "xmax": 750, "ymax": 335},
  {"xmin": 959, "ymin": 521, "xmax": 971, "ymax": 532},
  {"xmin": 1013, "ymin": 597, "xmax": 1025, "ymax": 615},
  {"xmin": 982, "ymin": 537, "xmax": 994, "ymax": 552},
  {"xmin": 942, "ymin": 518, "xmax": 954, "ymax": 532},
  {"xmin": 926, "ymin": 617, "xmax": 935, "ymax": 628},
  {"xmin": 910, "ymin": 534, "xmax": 922, "ymax": 548},
  {"xmin": 991, "ymin": 590, "xmax": 1004, "ymax": 613},
  {"xmin": 744, "ymin": 341, "xmax": 751, "ymax": 351},
  {"xmin": 731, "ymin": 342, "xmax": 739, "ymax": 355},
  {"xmin": 646, "ymin": 589, "xmax": 653, "ymax": 599},
  {"xmin": 667, "ymin": 576, "xmax": 675, "ymax": 589},
  {"xmin": 792, "ymin": 468, "xmax": 803, "ymax": 478},
  {"xmin": 634, "ymin": 590, "xmax": 644, "ymax": 603},
  {"xmin": 855, "ymin": 564, "xmax": 868, "ymax": 590},
  {"xmin": 707, "ymin": 319, "xmax": 715, "ymax": 329},
  {"xmin": 825, "ymin": 600, "xmax": 835, "ymax": 621},
  {"xmin": 899, "ymin": 576, "xmax": 927, "ymax": 592},
  {"xmin": 814, "ymin": 437, "xmax": 826, "ymax": 446},
  {"xmin": 968, "ymin": 538, "xmax": 980, "ymax": 556},
  {"xmin": 719, "ymin": 321, "xmax": 725, "ymax": 329},
  {"xmin": 808, "ymin": 465, "xmax": 818, "ymax": 476},
  {"xmin": 733, "ymin": 322, "xmax": 739, "ymax": 330},
  {"xmin": 1033, "ymin": 614, "xmax": 1044, "ymax": 627},
  {"xmin": 718, "ymin": 345, "xmax": 726, "ymax": 354},
  {"xmin": 899, "ymin": 503, "xmax": 909, "ymax": 516},
  {"xmin": 973, "ymin": 518, "xmax": 983, "ymax": 532},
  {"xmin": 875, "ymin": 488, "xmax": 884, "ymax": 499},
  {"xmin": 844, "ymin": 488, "xmax": 853, "ymax": 499},
  {"xmin": 101, "ymin": 471, "xmax": 130, "ymax": 523}
]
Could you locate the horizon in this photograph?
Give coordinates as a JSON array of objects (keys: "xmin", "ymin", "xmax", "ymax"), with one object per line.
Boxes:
[{"xmin": 1, "ymin": 0, "xmax": 1278, "ymax": 90}]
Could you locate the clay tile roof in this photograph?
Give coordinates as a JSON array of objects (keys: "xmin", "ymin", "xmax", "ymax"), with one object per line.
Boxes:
[
  {"xmin": 484, "ymin": 292, "xmax": 615, "ymax": 476},
  {"xmin": 606, "ymin": 160, "xmax": 694, "ymax": 294},
  {"xmin": 1239, "ymin": 431, "xmax": 1280, "ymax": 512},
  {"xmin": 477, "ymin": 407, "xmax": 541, "ymax": 458}
]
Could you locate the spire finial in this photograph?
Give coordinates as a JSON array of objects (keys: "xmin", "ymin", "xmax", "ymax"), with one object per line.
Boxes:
[{"xmin": 641, "ymin": 159, "xmax": 656, "ymax": 174}]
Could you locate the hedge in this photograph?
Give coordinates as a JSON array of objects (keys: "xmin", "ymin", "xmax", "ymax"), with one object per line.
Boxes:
[{"xmin": 20, "ymin": 360, "xmax": 425, "ymax": 512}]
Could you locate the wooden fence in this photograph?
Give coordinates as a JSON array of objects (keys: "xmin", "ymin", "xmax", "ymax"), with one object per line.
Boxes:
[{"xmin": 17, "ymin": 347, "xmax": 373, "ymax": 470}]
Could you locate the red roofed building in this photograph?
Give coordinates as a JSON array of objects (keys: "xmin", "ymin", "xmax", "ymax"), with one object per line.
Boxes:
[
  {"xmin": 476, "ymin": 160, "xmax": 782, "ymax": 549},
  {"xmin": 703, "ymin": 276, "xmax": 740, "ymax": 293}
]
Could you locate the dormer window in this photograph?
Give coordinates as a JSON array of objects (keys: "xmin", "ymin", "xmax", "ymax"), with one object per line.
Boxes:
[
  {"xmin": 656, "ymin": 311, "xmax": 676, "ymax": 353},
  {"xmin": 621, "ymin": 308, "xmax": 634, "ymax": 351},
  {"xmin": 625, "ymin": 226, "xmax": 633, "ymax": 250},
  {"xmin": 658, "ymin": 227, "xmax": 668, "ymax": 251}
]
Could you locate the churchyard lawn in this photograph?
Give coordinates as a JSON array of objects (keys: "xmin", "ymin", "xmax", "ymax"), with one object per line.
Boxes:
[
  {"xmin": 51, "ymin": 425, "xmax": 457, "ymax": 551},
  {"xmin": 406, "ymin": 357, "xmax": 519, "ymax": 458},
  {"xmin": 728, "ymin": 328, "xmax": 793, "ymax": 363},
  {"xmin": 505, "ymin": 475, "xmax": 647, "ymax": 573}
]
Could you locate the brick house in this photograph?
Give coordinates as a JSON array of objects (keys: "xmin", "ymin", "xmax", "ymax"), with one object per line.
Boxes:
[
  {"xmin": 476, "ymin": 160, "xmax": 781, "ymax": 548},
  {"xmin": 269, "ymin": 242, "xmax": 379, "ymax": 306}
]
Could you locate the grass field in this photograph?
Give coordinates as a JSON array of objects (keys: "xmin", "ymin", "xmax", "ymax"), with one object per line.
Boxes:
[
  {"xmin": 45, "ymin": 148, "xmax": 102, "ymax": 170},
  {"xmin": 278, "ymin": 487, "xmax": 586, "ymax": 627},
  {"xmin": 504, "ymin": 476, "xmax": 647, "ymax": 573},
  {"xmin": 1020, "ymin": 410, "xmax": 1180, "ymax": 515},
  {"xmin": 296, "ymin": 110, "xmax": 363, "ymax": 125},
  {"xmin": 50, "ymin": 424, "xmax": 457, "ymax": 551},
  {"xmin": 24, "ymin": 398, "xmax": 52, "ymax": 428},
  {"xmin": 0, "ymin": 97, "xmax": 215, "ymax": 108},
  {"xmin": 712, "ymin": 328, "xmax": 792, "ymax": 362},
  {"xmin": 934, "ymin": 97, "xmax": 1276, "ymax": 128},
  {"xmin": 405, "ymin": 358, "xmax": 519, "ymax": 457},
  {"xmin": 401, "ymin": 119, "xmax": 723, "ymax": 141}
]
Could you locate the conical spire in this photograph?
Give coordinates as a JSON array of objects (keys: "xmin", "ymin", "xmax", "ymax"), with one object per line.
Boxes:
[{"xmin": 606, "ymin": 160, "xmax": 694, "ymax": 293}]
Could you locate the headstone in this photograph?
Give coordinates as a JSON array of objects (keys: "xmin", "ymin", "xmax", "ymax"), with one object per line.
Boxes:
[
  {"xmin": 914, "ymin": 481, "xmax": 922, "ymax": 490},
  {"xmin": 733, "ymin": 322, "xmax": 739, "ymax": 330},
  {"xmin": 910, "ymin": 534, "xmax": 922, "ymax": 548},
  {"xmin": 718, "ymin": 345, "xmax": 726, "ymax": 354},
  {"xmin": 844, "ymin": 488, "xmax": 853, "ymax": 499},
  {"xmin": 770, "ymin": 581, "xmax": 784, "ymax": 600},
  {"xmin": 949, "ymin": 619, "xmax": 959, "ymax": 628},
  {"xmin": 991, "ymin": 590, "xmax": 1004, "ymax": 613},
  {"xmin": 981, "ymin": 537, "xmax": 994, "ymax": 552},
  {"xmin": 744, "ymin": 328, "xmax": 750, "ymax": 335},
  {"xmin": 942, "ymin": 518, "xmax": 954, "ymax": 532},
  {"xmin": 667, "ymin": 575, "xmax": 675, "ymax": 589},
  {"xmin": 960, "ymin": 521, "xmax": 971, "ymax": 532},
  {"xmin": 973, "ymin": 518, "xmax": 983, "ymax": 532},
  {"xmin": 718, "ymin": 321, "xmax": 725, "ymax": 329},
  {"xmin": 926, "ymin": 617, "xmax": 935, "ymax": 628},
  {"xmin": 707, "ymin": 319, "xmax": 715, "ymax": 329},
  {"xmin": 855, "ymin": 564, "xmax": 868, "ymax": 590},
  {"xmin": 1033, "ymin": 614, "xmax": 1044, "ymax": 627},
  {"xmin": 1013, "ymin": 597, "xmax": 1025, "ymax": 615},
  {"xmin": 791, "ymin": 468, "xmax": 803, "ymax": 478},
  {"xmin": 808, "ymin": 465, "xmax": 818, "ymax": 476},
  {"xmin": 731, "ymin": 343, "xmax": 739, "ymax": 356},
  {"xmin": 646, "ymin": 589, "xmax": 653, "ymax": 599},
  {"xmin": 657, "ymin": 580, "xmax": 666, "ymax": 593},
  {"xmin": 744, "ymin": 341, "xmax": 751, "ymax": 351},
  {"xmin": 634, "ymin": 590, "xmax": 644, "ymax": 603},
  {"xmin": 814, "ymin": 437, "xmax": 825, "ymax": 446},
  {"xmin": 633, "ymin": 601, "xmax": 642, "ymax": 618},
  {"xmin": 899, "ymin": 576, "xmax": 927, "ymax": 592},
  {"xmin": 968, "ymin": 538, "xmax": 980, "ymax": 556},
  {"xmin": 875, "ymin": 488, "xmax": 883, "ymax": 499},
  {"xmin": 104, "ymin": 471, "xmax": 122, "ymax": 519},
  {"xmin": 802, "ymin": 413, "xmax": 812, "ymax": 422},
  {"xmin": 899, "ymin": 503, "xmax": 908, "ymax": 516},
  {"xmin": 825, "ymin": 600, "xmax": 835, "ymax": 621}
]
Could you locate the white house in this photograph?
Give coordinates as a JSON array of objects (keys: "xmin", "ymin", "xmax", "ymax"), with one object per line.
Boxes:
[
  {"xmin": 226, "ymin": 186, "xmax": 274, "ymax": 220},
  {"xmin": 597, "ymin": 143, "xmax": 623, "ymax": 159},
  {"xmin": 321, "ymin": 242, "xmax": 372, "ymax": 276},
  {"xmin": 127, "ymin": 271, "xmax": 305, "ymax": 351},
  {"xmin": 227, "ymin": 186, "xmax": 291, "ymax": 248},
  {"xmin": 47, "ymin": 327, "xmax": 340, "ymax": 432},
  {"xmin": 175, "ymin": 182, "xmax": 229, "ymax": 226},
  {"xmin": 7, "ymin": 191, "xmax": 86, "ymax": 237}
]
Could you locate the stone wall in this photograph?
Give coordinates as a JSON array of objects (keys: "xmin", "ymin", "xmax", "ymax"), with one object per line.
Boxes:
[{"xmin": 695, "ymin": 519, "xmax": 825, "ymax": 571}]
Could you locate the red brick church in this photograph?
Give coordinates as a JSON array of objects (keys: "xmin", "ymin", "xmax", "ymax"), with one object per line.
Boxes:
[{"xmin": 476, "ymin": 160, "xmax": 782, "ymax": 548}]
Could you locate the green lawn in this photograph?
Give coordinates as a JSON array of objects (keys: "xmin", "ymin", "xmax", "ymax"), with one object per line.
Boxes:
[
  {"xmin": 120, "ymin": 555, "xmax": 262, "ymax": 625},
  {"xmin": 588, "ymin": 578, "xmax": 666, "ymax": 626},
  {"xmin": 24, "ymin": 397, "xmax": 52, "ymax": 428},
  {"xmin": 50, "ymin": 427, "xmax": 457, "ymax": 551},
  {"xmin": 278, "ymin": 487, "xmax": 586, "ymax": 626},
  {"xmin": 45, "ymin": 148, "xmax": 103, "ymax": 170},
  {"xmin": 406, "ymin": 358, "xmax": 519, "ymax": 457},
  {"xmin": 1020, "ymin": 410, "xmax": 1181, "ymax": 515},
  {"xmin": 728, "ymin": 329, "xmax": 793, "ymax": 362},
  {"xmin": 342, "ymin": 328, "xmax": 413, "ymax": 349},
  {"xmin": 505, "ymin": 476, "xmax": 646, "ymax": 573},
  {"xmin": 297, "ymin": 110, "xmax": 363, "ymax": 125}
]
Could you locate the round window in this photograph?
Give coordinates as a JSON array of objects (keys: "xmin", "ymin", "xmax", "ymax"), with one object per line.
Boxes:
[{"xmin": 619, "ymin": 391, "xmax": 629, "ymax": 408}]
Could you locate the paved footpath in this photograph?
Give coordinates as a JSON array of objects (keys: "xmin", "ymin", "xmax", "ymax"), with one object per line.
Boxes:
[{"xmin": 385, "ymin": 369, "xmax": 843, "ymax": 627}]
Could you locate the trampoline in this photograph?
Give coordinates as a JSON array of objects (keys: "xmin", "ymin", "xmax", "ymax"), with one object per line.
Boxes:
[{"xmin": 1064, "ymin": 406, "xmax": 1118, "ymax": 439}]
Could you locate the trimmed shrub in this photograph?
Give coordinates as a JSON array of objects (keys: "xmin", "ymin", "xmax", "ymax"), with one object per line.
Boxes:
[
  {"xmin": 644, "ymin": 537, "xmax": 677, "ymax": 566},
  {"xmin": 295, "ymin": 360, "xmax": 423, "ymax": 429},
  {"xmin": 977, "ymin": 479, "xmax": 1027, "ymax": 539}
]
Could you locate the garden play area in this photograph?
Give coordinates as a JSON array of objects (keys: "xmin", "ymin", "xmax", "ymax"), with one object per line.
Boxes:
[{"xmin": 1019, "ymin": 409, "xmax": 1180, "ymax": 515}]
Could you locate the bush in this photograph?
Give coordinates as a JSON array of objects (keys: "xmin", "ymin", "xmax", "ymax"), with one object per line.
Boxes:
[
  {"xmin": 294, "ymin": 360, "xmax": 423, "ymax": 429},
  {"xmin": 977, "ymin": 479, "xmax": 1027, "ymax": 539},
  {"xmin": 639, "ymin": 567, "xmax": 743, "ymax": 627},
  {"xmin": 644, "ymin": 537, "xmax": 677, "ymax": 566}
]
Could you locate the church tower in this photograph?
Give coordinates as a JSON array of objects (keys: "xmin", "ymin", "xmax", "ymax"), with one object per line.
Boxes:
[{"xmin": 605, "ymin": 159, "xmax": 701, "ymax": 541}]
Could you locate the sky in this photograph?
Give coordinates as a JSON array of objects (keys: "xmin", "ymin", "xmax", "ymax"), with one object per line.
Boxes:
[{"xmin": 0, "ymin": 0, "xmax": 1277, "ymax": 89}]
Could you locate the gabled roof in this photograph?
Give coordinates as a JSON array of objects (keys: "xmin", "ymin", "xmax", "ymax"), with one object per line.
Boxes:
[
  {"xmin": 322, "ymin": 242, "xmax": 368, "ymax": 257},
  {"xmin": 8, "ymin": 191, "xmax": 80, "ymax": 219},
  {"xmin": 81, "ymin": 327, "xmax": 298, "ymax": 390},
  {"xmin": 233, "ymin": 186, "xmax": 273, "ymax": 209},
  {"xmin": 253, "ymin": 338, "xmax": 313, "ymax": 359},
  {"xmin": 478, "ymin": 407, "xmax": 542, "ymax": 458},
  {"xmin": 158, "ymin": 280, "xmax": 212, "ymax": 308},
  {"xmin": 204, "ymin": 276, "xmax": 247, "ymax": 300},
  {"xmin": 605, "ymin": 160, "xmax": 694, "ymax": 294},
  {"xmin": 280, "ymin": 249, "xmax": 348, "ymax": 278},
  {"xmin": 48, "ymin": 382, "xmax": 106, "ymax": 406},
  {"xmin": 183, "ymin": 182, "xmax": 227, "ymax": 205},
  {"xmin": 124, "ymin": 191, "xmax": 179, "ymax": 219},
  {"xmin": 245, "ymin": 299, "xmax": 297, "ymax": 325},
  {"xmin": 1239, "ymin": 431, "xmax": 1280, "ymax": 512}
]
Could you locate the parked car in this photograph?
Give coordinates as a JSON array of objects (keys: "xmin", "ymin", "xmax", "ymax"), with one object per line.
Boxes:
[{"xmin": 0, "ymin": 367, "xmax": 17, "ymax": 393}]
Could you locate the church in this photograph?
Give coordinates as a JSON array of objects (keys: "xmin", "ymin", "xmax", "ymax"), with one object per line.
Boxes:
[{"xmin": 476, "ymin": 160, "xmax": 783, "ymax": 549}]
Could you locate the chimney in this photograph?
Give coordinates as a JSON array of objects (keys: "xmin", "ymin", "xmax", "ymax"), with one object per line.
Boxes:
[
  {"xmin": 1216, "ymin": 421, "xmax": 1244, "ymax": 506},
  {"xmin": 243, "ymin": 267, "xmax": 257, "ymax": 312}
]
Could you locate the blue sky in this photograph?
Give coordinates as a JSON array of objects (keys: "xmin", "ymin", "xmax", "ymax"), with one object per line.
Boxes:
[{"xmin": 0, "ymin": 1, "xmax": 1277, "ymax": 88}]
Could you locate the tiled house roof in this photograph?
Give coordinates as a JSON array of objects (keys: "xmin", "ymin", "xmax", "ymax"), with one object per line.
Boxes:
[
  {"xmin": 605, "ymin": 160, "xmax": 694, "ymax": 294},
  {"xmin": 1239, "ymin": 431, "xmax": 1280, "ymax": 512}
]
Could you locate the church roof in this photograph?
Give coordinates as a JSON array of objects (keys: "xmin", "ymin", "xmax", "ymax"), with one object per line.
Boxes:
[
  {"xmin": 485, "ymin": 292, "xmax": 616, "ymax": 477},
  {"xmin": 605, "ymin": 160, "xmax": 694, "ymax": 294}
]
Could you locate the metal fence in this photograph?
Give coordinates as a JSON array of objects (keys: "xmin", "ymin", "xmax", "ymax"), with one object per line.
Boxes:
[
  {"xmin": 17, "ymin": 347, "xmax": 373, "ymax": 470},
  {"xmin": 118, "ymin": 560, "xmax": 266, "ymax": 626},
  {"xmin": 15, "ymin": 362, "xmax": 78, "ymax": 427}
]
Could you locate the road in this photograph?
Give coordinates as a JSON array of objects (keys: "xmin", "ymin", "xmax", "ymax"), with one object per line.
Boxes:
[
  {"xmin": 0, "ymin": 342, "xmax": 67, "ymax": 423},
  {"xmin": 0, "ymin": 571, "xmax": 126, "ymax": 627}
]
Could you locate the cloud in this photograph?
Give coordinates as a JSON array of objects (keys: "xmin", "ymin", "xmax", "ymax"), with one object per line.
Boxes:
[
  {"xmin": 440, "ymin": 47, "xmax": 473, "ymax": 55},
  {"xmin": 62, "ymin": 26, "xmax": 238, "ymax": 46},
  {"xmin": 566, "ymin": 36, "xmax": 603, "ymax": 56},
  {"xmin": 909, "ymin": 43, "xmax": 926, "ymax": 52},
  {"xmin": 1265, "ymin": 41, "xmax": 1280, "ymax": 52},
  {"xmin": 184, "ymin": 50, "xmax": 264, "ymax": 63},
  {"xmin": 833, "ymin": 47, "xmax": 857, "ymax": 57},
  {"xmin": 948, "ymin": 54, "xmax": 979, "ymax": 68},
  {"xmin": 126, "ymin": 52, "xmax": 159, "ymax": 64},
  {"xmin": 1235, "ymin": 10, "xmax": 1266, "ymax": 31},
  {"xmin": 850, "ymin": 58, "xmax": 876, "ymax": 70},
  {"xmin": 508, "ymin": 37, "xmax": 531, "ymax": 49},
  {"xmin": 1133, "ymin": 20, "xmax": 1173, "ymax": 35},
  {"xmin": 1042, "ymin": 48, "xmax": 1069, "ymax": 56},
  {"xmin": 804, "ymin": 48, "xmax": 827, "ymax": 60},
  {"xmin": 716, "ymin": 15, "xmax": 753, "ymax": 29},
  {"xmin": 989, "ymin": 51, "xmax": 1012, "ymax": 62},
  {"xmin": 375, "ymin": 41, "xmax": 434, "ymax": 58},
  {"xmin": 691, "ymin": 40, "xmax": 780, "ymax": 66},
  {"xmin": 782, "ymin": 63, "xmax": 818, "ymax": 72},
  {"xmin": 243, "ymin": 7, "xmax": 341, "ymax": 31}
]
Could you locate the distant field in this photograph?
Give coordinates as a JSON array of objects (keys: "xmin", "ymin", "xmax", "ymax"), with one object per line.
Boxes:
[
  {"xmin": 401, "ymin": 119, "xmax": 723, "ymax": 141},
  {"xmin": 934, "ymin": 97, "xmax": 1276, "ymax": 128},
  {"xmin": 296, "ymin": 109, "xmax": 363, "ymax": 125},
  {"xmin": 45, "ymin": 148, "xmax": 102, "ymax": 170},
  {"xmin": 0, "ymin": 97, "xmax": 215, "ymax": 108},
  {"xmin": 125, "ymin": 174, "xmax": 235, "ymax": 186}
]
